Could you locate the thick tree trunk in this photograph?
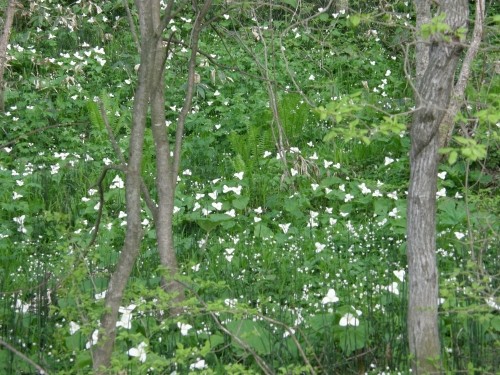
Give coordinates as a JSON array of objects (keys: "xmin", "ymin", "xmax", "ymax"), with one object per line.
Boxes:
[
  {"xmin": 414, "ymin": 0, "xmax": 431, "ymax": 84},
  {"xmin": 408, "ymin": 1, "xmax": 468, "ymax": 373}
]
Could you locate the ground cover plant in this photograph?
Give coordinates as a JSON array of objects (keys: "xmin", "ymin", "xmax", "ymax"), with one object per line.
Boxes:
[{"xmin": 0, "ymin": 0, "xmax": 499, "ymax": 374}]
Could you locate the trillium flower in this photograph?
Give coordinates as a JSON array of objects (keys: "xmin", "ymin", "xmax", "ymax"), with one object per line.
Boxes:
[
  {"xmin": 95, "ymin": 290, "xmax": 106, "ymax": 300},
  {"xmin": 387, "ymin": 191, "xmax": 398, "ymax": 200},
  {"xmin": 279, "ymin": 223, "xmax": 291, "ymax": 234},
  {"xmin": 225, "ymin": 248, "xmax": 235, "ymax": 262},
  {"xmin": 339, "ymin": 313, "xmax": 359, "ymax": 327},
  {"xmin": 384, "ymin": 157, "xmax": 394, "ymax": 166},
  {"xmin": 436, "ymin": 188, "xmax": 446, "ymax": 198},
  {"xmin": 116, "ymin": 304, "xmax": 136, "ymax": 329},
  {"xmin": 177, "ymin": 322, "xmax": 192, "ymax": 336},
  {"xmin": 438, "ymin": 171, "xmax": 447, "ymax": 180},
  {"xmin": 86, "ymin": 329, "xmax": 99, "ymax": 349},
  {"xmin": 393, "ymin": 270, "xmax": 405, "ymax": 282},
  {"xmin": 358, "ymin": 183, "xmax": 371, "ymax": 194},
  {"xmin": 454, "ymin": 232, "xmax": 465, "ymax": 240},
  {"xmin": 208, "ymin": 191, "xmax": 217, "ymax": 200},
  {"xmin": 324, "ymin": 160, "xmax": 333, "ymax": 168},
  {"xmin": 321, "ymin": 288, "xmax": 339, "ymax": 304},
  {"xmin": 315, "ymin": 242, "xmax": 326, "ymax": 253},
  {"xmin": 233, "ymin": 172, "xmax": 244, "ymax": 180},
  {"xmin": 128, "ymin": 341, "xmax": 147, "ymax": 363},
  {"xmin": 189, "ymin": 358, "xmax": 207, "ymax": 370},
  {"xmin": 69, "ymin": 321, "xmax": 80, "ymax": 335},
  {"xmin": 211, "ymin": 202, "xmax": 223, "ymax": 211},
  {"xmin": 386, "ymin": 282, "xmax": 400, "ymax": 295},
  {"xmin": 110, "ymin": 175, "xmax": 124, "ymax": 189}
]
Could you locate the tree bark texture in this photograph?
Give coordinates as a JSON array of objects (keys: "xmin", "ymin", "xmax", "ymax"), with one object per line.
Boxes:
[
  {"xmin": 438, "ymin": 0, "xmax": 485, "ymax": 148},
  {"xmin": 408, "ymin": 1, "xmax": 468, "ymax": 374},
  {"xmin": 150, "ymin": 0, "xmax": 212, "ymax": 313},
  {"xmin": 414, "ymin": 0, "xmax": 431, "ymax": 85},
  {"xmin": 0, "ymin": 0, "xmax": 18, "ymax": 112},
  {"xmin": 92, "ymin": 0, "xmax": 212, "ymax": 369},
  {"xmin": 92, "ymin": 1, "xmax": 159, "ymax": 372}
]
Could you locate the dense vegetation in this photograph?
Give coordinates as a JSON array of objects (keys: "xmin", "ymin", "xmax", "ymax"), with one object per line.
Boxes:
[{"xmin": 0, "ymin": 1, "xmax": 498, "ymax": 373}]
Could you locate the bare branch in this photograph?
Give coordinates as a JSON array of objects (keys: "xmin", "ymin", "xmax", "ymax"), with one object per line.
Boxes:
[{"xmin": 0, "ymin": 337, "xmax": 49, "ymax": 375}]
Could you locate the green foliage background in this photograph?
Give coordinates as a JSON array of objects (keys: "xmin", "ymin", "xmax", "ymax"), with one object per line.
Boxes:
[{"xmin": 0, "ymin": 0, "xmax": 498, "ymax": 374}]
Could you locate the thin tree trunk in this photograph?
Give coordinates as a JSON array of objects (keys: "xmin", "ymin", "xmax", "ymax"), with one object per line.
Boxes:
[
  {"xmin": 92, "ymin": 1, "xmax": 158, "ymax": 371},
  {"xmin": 0, "ymin": 0, "xmax": 17, "ymax": 112},
  {"xmin": 335, "ymin": 0, "xmax": 348, "ymax": 13},
  {"xmin": 150, "ymin": 0, "xmax": 212, "ymax": 315},
  {"xmin": 407, "ymin": 1, "xmax": 468, "ymax": 373},
  {"xmin": 439, "ymin": 0, "xmax": 485, "ymax": 148}
]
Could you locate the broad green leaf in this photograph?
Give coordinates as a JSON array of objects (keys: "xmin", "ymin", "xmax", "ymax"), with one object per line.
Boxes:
[
  {"xmin": 254, "ymin": 223, "xmax": 273, "ymax": 239},
  {"xmin": 349, "ymin": 15, "xmax": 361, "ymax": 28},
  {"xmin": 232, "ymin": 196, "xmax": 250, "ymax": 210},
  {"xmin": 226, "ymin": 319, "xmax": 272, "ymax": 355},
  {"xmin": 196, "ymin": 219, "xmax": 219, "ymax": 232}
]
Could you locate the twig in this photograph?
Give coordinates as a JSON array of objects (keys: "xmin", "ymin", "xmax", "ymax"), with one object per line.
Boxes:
[
  {"xmin": 0, "ymin": 337, "xmax": 49, "ymax": 374},
  {"xmin": 175, "ymin": 280, "xmax": 275, "ymax": 375},
  {"xmin": 122, "ymin": 0, "xmax": 140, "ymax": 53}
]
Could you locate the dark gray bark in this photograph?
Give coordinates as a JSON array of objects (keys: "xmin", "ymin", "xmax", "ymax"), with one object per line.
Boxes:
[{"xmin": 408, "ymin": 1, "xmax": 468, "ymax": 373}]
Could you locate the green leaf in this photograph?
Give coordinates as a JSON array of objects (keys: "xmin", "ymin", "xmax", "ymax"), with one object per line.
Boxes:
[
  {"xmin": 254, "ymin": 223, "xmax": 273, "ymax": 239},
  {"xmin": 226, "ymin": 320, "xmax": 272, "ymax": 355},
  {"xmin": 280, "ymin": 0, "xmax": 297, "ymax": 7},
  {"xmin": 209, "ymin": 334, "xmax": 225, "ymax": 348},
  {"xmin": 337, "ymin": 325, "xmax": 366, "ymax": 355},
  {"xmin": 448, "ymin": 150, "xmax": 458, "ymax": 165},
  {"xmin": 232, "ymin": 196, "xmax": 250, "ymax": 210},
  {"xmin": 196, "ymin": 219, "xmax": 219, "ymax": 232},
  {"xmin": 349, "ymin": 15, "xmax": 361, "ymax": 28}
]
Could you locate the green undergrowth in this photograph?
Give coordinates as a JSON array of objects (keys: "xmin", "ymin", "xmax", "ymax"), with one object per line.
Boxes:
[{"xmin": 0, "ymin": 1, "xmax": 498, "ymax": 374}]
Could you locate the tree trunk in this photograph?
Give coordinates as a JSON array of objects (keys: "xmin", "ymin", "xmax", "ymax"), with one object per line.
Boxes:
[
  {"xmin": 414, "ymin": 0, "xmax": 431, "ymax": 84},
  {"xmin": 335, "ymin": 0, "xmax": 348, "ymax": 13},
  {"xmin": 438, "ymin": 0, "xmax": 485, "ymax": 148},
  {"xmin": 92, "ymin": 1, "xmax": 159, "ymax": 372},
  {"xmin": 408, "ymin": 1, "xmax": 468, "ymax": 373},
  {"xmin": 0, "ymin": 0, "xmax": 18, "ymax": 112}
]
